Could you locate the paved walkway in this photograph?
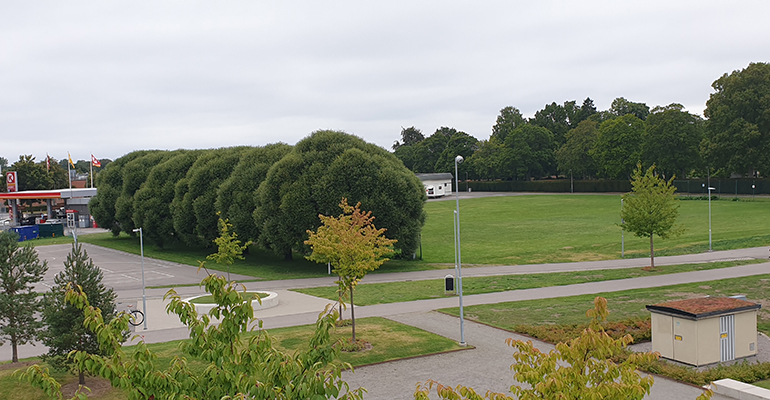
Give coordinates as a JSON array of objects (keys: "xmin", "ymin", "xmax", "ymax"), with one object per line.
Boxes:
[
  {"xmin": 6, "ymin": 245, "xmax": 768, "ymax": 399},
  {"xmin": 343, "ymin": 312, "xmax": 728, "ymax": 400}
]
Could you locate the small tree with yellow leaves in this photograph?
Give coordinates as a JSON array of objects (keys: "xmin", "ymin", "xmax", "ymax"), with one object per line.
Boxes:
[{"xmin": 305, "ymin": 198, "xmax": 396, "ymax": 344}]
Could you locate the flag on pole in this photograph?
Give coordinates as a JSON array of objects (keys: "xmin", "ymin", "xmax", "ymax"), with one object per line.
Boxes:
[
  {"xmin": 91, "ymin": 154, "xmax": 101, "ymax": 168},
  {"xmin": 68, "ymin": 152, "xmax": 75, "ymax": 168},
  {"xmin": 46, "ymin": 154, "xmax": 51, "ymax": 171}
]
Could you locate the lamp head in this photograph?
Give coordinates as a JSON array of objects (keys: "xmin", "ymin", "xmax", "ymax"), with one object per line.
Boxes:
[
  {"xmin": 455, "ymin": 155, "xmax": 464, "ymax": 164},
  {"xmin": 132, "ymin": 228, "xmax": 141, "ymax": 233}
]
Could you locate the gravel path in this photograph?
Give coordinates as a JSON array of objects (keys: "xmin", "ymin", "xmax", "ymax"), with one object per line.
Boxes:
[{"xmin": 342, "ymin": 311, "xmax": 726, "ymax": 400}]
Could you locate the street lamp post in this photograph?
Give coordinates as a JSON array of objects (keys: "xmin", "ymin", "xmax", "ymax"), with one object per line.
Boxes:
[
  {"xmin": 454, "ymin": 155, "xmax": 466, "ymax": 346},
  {"xmin": 132, "ymin": 228, "xmax": 148, "ymax": 330},
  {"xmin": 703, "ymin": 184, "xmax": 715, "ymax": 252},
  {"xmin": 753, "ymin": 183, "xmax": 756, "ymax": 200}
]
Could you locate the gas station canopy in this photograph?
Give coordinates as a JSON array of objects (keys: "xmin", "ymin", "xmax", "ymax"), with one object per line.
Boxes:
[{"xmin": 0, "ymin": 188, "xmax": 97, "ymax": 200}]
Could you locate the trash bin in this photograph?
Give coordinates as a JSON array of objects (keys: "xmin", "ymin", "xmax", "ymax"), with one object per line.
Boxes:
[
  {"xmin": 38, "ymin": 223, "xmax": 64, "ymax": 238},
  {"xmin": 445, "ymin": 274, "xmax": 455, "ymax": 293}
]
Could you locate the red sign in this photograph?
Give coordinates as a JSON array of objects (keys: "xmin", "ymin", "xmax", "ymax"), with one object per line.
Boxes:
[{"xmin": 6, "ymin": 171, "xmax": 17, "ymax": 192}]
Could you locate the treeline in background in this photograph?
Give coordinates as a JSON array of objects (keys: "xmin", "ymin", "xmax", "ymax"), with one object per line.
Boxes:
[{"xmin": 392, "ymin": 62, "xmax": 770, "ymax": 187}]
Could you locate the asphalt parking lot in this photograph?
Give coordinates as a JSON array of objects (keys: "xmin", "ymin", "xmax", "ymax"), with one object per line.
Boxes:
[{"xmin": 34, "ymin": 243, "xmax": 252, "ymax": 296}]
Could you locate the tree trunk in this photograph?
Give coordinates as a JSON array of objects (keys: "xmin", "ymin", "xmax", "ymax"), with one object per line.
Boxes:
[
  {"xmin": 79, "ymin": 370, "xmax": 85, "ymax": 385},
  {"xmin": 283, "ymin": 250, "xmax": 292, "ymax": 261},
  {"xmin": 650, "ymin": 234, "xmax": 655, "ymax": 270},
  {"xmin": 350, "ymin": 283, "xmax": 356, "ymax": 343},
  {"xmin": 11, "ymin": 336, "xmax": 18, "ymax": 363}
]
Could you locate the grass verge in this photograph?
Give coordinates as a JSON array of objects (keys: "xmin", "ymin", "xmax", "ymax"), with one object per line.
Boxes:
[
  {"xmin": 292, "ymin": 259, "xmax": 763, "ymax": 306},
  {"xmin": 1, "ymin": 317, "xmax": 463, "ymax": 399},
  {"xmin": 439, "ymin": 273, "xmax": 770, "ymax": 335}
]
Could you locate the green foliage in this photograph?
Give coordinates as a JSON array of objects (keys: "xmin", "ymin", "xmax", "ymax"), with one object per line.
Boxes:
[
  {"xmin": 215, "ymin": 144, "xmax": 292, "ymax": 243},
  {"xmin": 621, "ymin": 163, "xmax": 683, "ymax": 268},
  {"xmin": 19, "ymin": 273, "xmax": 365, "ymax": 400},
  {"xmin": 306, "ymin": 199, "xmax": 396, "ymax": 341},
  {"xmin": 132, "ymin": 150, "xmax": 202, "ymax": 248},
  {"xmin": 10, "ymin": 155, "xmax": 53, "ymax": 194},
  {"xmin": 703, "ymin": 62, "xmax": 770, "ymax": 177},
  {"xmin": 643, "ymin": 103, "xmax": 704, "ymax": 179},
  {"xmin": 513, "ymin": 317, "xmax": 652, "ymax": 344},
  {"xmin": 256, "ymin": 130, "xmax": 425, "ymax": 260},
  {"xmin": 556, "ymin": 119, "xmax": 599, "ymax": 178},
  {"xmin": 90, "ymin": 150, "xmax": 158, "ymax": 236},
  {"xmin": 490, "ymin": 106, "xmax": 527, "ymax": 144},
  {"xmin": 40, "ymin": 244, "xmax": 120, "ymax": 384},
  {"xmin": 593, "ymin": 114, "xmax": 646, "ymax": 179},
  {"xmin": 610, "ymin": 97, "xmax": 650, "ymax": 120},
  {"xmin": 207, "ymin": 215, "xmax": 252, "ymax": 281},
  {"xmin": 0, "ymin": 231, "xmax": 48, "ymax": 363},
  {"xmin": 114, "ymin": 151, "xmax": 172, "ymax": 235},
  {"xmin": 415, "ymin": 297, "xmax": 704, "ymax": 400},
  {"xmin": 173, "ymin": 147, "xmax": 248, "ymax": 247},
  {"xmin": 503, "ymin": 124, "xmax": 557, "ymax": 180}
]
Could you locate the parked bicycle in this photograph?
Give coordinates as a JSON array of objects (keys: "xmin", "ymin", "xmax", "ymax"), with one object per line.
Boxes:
[{"xmin": 125, "ymin": 303, "xmax": 145, "ymax": 327}]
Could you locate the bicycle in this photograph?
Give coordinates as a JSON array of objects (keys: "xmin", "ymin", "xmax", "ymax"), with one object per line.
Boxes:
[{"xmin": 126, "ymin": 304, "xmax": 145, "ymax": 327}]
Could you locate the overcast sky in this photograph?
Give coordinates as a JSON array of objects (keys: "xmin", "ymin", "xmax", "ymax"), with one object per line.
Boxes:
[{"xmin": 1, "ymin": 1, "xmax": 768, "ymax": 164}]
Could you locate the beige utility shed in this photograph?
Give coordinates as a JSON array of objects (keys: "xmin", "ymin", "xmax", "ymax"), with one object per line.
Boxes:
[{"xmin": 646, "ymin": 297, "xmax": 761, "ymax": 367}]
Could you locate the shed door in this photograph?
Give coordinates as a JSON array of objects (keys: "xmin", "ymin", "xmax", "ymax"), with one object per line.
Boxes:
[{"xmin": 720, "ymin": 314, "xmax": 735, "ymax": 362}]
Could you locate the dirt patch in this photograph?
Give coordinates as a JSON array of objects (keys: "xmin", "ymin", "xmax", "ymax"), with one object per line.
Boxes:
[
  {"xmin": 0, "ymin": 360, "xmax": 36, "ymax": 372},
  {"xmin": 560, "ymin": 246, "xmax": 574, "ymax": 250},
  {"xmin": 60, "ymin": 377, "xmax": 114, "ymax": 398}
]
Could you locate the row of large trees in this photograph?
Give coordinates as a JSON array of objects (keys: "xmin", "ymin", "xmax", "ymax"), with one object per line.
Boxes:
[
  {"xmin": 394, "ymin": 62, "xmax": 770, "ymax": 181},
  {"xmin": 89, "ymin": 130, "xmax": 426, "ymax": 260}
]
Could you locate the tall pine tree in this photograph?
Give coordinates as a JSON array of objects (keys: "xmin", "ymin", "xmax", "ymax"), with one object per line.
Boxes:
[
  {"xmin": 40, "ymin": 244, "xmax": 120, "ymax": 384},
  {"xmin": 0, "ymin": 231, "xmax": 48, "ymax": 363}
]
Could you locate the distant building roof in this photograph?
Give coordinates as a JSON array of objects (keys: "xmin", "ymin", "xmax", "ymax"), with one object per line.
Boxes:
[
  {"xmin": 415, "ymin": 173, "xmax": 453, "ymax": 181},
  {"xmin": 646, "ymin": 297, "xmax": 761, "ymax": 320}
]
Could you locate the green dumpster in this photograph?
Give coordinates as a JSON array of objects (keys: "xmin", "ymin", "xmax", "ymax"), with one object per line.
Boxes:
[{"xmin": 38, "ymin": 223, "xmax": 64, "ymax": 238}]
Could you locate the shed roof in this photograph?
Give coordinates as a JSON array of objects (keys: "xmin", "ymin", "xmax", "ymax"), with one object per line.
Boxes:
[
  {"xmin": 415, "ymin": 173, "xmax": 453, "ymax": 181},
  {"xmin": 646, "ymin": 297, "xmax": 761, "ymax": 320}
]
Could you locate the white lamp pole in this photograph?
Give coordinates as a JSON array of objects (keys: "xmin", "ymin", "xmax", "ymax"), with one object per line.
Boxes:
[
  {"xmin": 703, "ymin": 184, "xmax": 715, "ymax": 252},
  {"xmin": 132, "ymin": 228, "xmax": 148, "ymax": 330},
  {"xmin": 454, "ymin": 155, "xmax": 466, "ymax": 346}
]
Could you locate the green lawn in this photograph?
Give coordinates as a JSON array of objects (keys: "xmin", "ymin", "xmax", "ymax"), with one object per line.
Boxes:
[
  {"xmin": 1, "ymin": 317, "xmax": 463, "ymax": 399},
  {"xmin": 439, "ymin": 273, "xmax": 770, "ymax": 335},
  {"xmin": 53, "ymin": 194, "xmax": 770, "ymax": 281},
  {"xmin": 293, "ymin": 259, "xmax": 763, "ymax": 306},
  {"xmin": 421, "ymin": 195, "xmax": 770, "ymax": 265},
  {"xmin": 756, "ymin": 379, "xmax": 770, "ymax": 389}
]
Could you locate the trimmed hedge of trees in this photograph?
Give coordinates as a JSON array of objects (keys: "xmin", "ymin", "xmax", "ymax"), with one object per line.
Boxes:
[{"xmin": 89, "ymin": 131, "xmax": 426, "ymax": 261}]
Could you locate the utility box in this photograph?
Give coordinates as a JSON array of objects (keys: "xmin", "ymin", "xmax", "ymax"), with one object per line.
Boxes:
[{"xmin": 647, "ymin": 297, "xmax": 761, "ymax": 367}]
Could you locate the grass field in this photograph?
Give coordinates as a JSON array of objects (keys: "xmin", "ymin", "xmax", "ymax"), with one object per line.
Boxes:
[
  {"xmin": 439, "ymin": 273, "xmax": 770, "ymax": 336},
  {"xmin": 0, "ymin": 317, "xmax": 463, "ymax": 399},
  {"xmin": 292, "ymin": 259, "xmax": 763, "ymax": 305},
  {"xmin": 55, "ymin": 194, "xmax": 770, "ymax": 280},
  {"xmin": 421, "ymin": 195, "xmax": 770, "ymax": 265}
]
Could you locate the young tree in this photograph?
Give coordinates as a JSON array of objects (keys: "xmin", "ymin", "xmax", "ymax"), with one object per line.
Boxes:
[
  {"xmin": 415, "ymin": 297, "xmax": 713, "ymax": 400},
  {"xmin": 40, "ymin": 244, "xmax": 120, "ymax": 385},
  {"xmin": 207, "ymin": 214, "xmax": 252, "ymax": 281},
  {"xmin": 20, "ymin": 273, "xmax": 365, "ymax": 400},
  {"xmin": 0, "ymin": 231, "xmax": 48, "ymax": 363},
  {"xmin": 305, "ymin": 198, "xmax": 396, "ymax": 343},
  {"xmin": 621, "ymin": 163, "xmax": 683, "ymax": 269}
]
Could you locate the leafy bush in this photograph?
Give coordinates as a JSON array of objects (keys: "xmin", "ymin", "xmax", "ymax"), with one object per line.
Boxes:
[{"xmin": 513, "ymin": 317, "xmax": 651, "ymax": 344}]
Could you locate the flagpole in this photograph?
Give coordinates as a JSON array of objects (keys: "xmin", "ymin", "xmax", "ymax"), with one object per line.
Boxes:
[{"xmin": 90, "ymin": 157, "xmax": 93, "ymax": 188}]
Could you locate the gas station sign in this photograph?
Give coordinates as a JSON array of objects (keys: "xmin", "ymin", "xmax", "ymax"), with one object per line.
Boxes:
[{"xmin": 5, "ymin": 171, "xmax": 17, "ymax": 192}]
